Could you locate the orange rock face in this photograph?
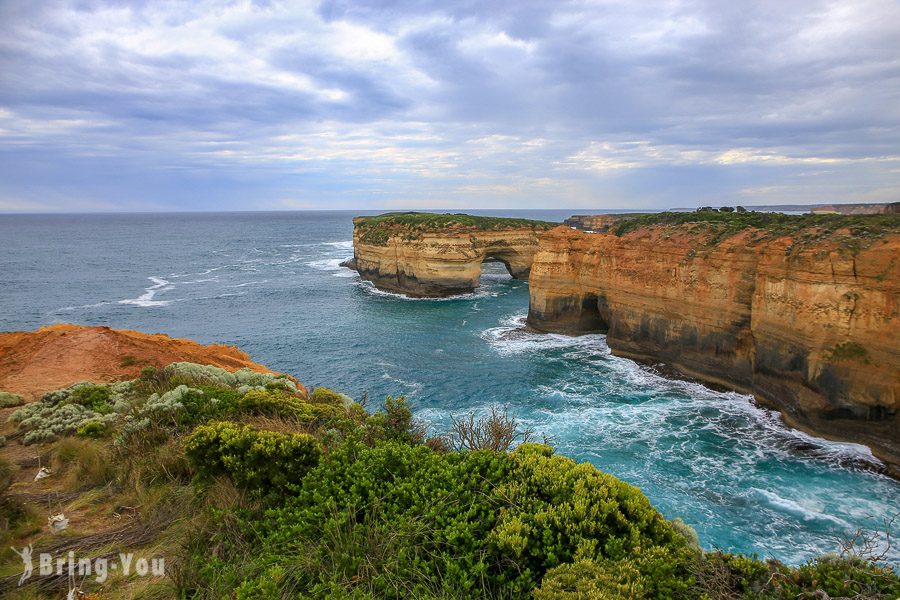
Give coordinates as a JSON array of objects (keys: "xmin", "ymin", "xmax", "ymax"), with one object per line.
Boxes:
[
  {"xmin": 0, "ymin": 324, "xmax": 305, "ymax": 400},
  {"xmin": 527, "ymin": 224, "xmax": 900, "ymax": 471},
  {"xmin": 351, "ymin": 226, "xmax": 545, "ymax": 297}
]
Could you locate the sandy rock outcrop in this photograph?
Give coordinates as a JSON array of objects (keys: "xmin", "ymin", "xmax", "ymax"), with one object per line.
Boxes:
[
  {"xmin": 0, "ymin": 324, "xmax": 305, "ymax": 399},
  {"xmin": 527, "ymin": 224, "xmax": 900, "ymax": 471},
  {"xmin": 350, "ymin": 216, "xmax": 552, "ymax": 297}
]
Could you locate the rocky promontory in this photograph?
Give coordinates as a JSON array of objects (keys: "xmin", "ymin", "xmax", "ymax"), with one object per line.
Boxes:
[
  {"xmin": 0, "ymin": 323, "xmax": 304, "ymax": 399},
  {"xmin": 527, "ymin": 211, "xmax": 900, "ymax": 472},
  {"xmin": 347, "ymin": 212, "xmax": 555, "ymax": 297}
]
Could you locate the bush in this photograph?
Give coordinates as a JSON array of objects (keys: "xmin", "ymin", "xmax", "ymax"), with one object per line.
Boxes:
[
  {"xmin": 778, "ymin": 554, "xmax": 900, "ymax": 598},
  {"xmin": 76, "ymin": 419, "xmax": 112, "ymax": 439},
  {"xmin": 309, "ymin": 387, "xmax": 353, "ymax": 406},
  {"xmin": 185, "ymin": 421, "xmax": 321, "ymax": 495},
  {"xmin": 449, "ymin": 405, "xmax": 536, "ymax": 452},
  {"xmin": 64, "ymin": 382, "xmax": 115, "ymax": 414},
  {"xmin": 223, "ymin": 440, "xmax": 686, "ymax": 598},
  {"xmin": 363, "ymin": 396, "xmax": 425, "ymax": 445},
  {"xmin": 0, "ymin": 391, "xmax": 24, "ymax": 408},
  {"xmin": 11, "ymin": 401, "xmax": 118, "ymax": 445},
  {"xmin": 136, "ymin": 363, "xmax": 301, "ymax": 398},
  {"xmin": 533, "ymin": 559, "xmax": 647, "ymax": 599},
  {"xmin": 238, "ymin": 389, "xmax": 316, "ymax": 420},
  {"xmin": 492, "ymin": 444, "xmax": 683, "ymax": 572},
  {"xmin": 687, "ymin": 551, "xmax": 900, "ymax": 599}
]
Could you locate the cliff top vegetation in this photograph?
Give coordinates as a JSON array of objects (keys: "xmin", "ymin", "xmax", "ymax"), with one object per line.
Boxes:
[
  {"xmin": 354, "ymin": 212, "xmax": 557, "ymax": 245},
  {"xmin": 611, "ymin": 210, "xmax": 900, "ymax": 239}
]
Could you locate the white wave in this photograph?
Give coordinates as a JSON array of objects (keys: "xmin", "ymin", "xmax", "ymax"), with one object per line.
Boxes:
[
  {"xmin": 620, "ymin": 361, "xmax": 885, "ymax": 470},
  {"xmin": 479, "ymin": 312, "xmax": 886, "ymax": 473},
  {"xmin": 194, "ymin": 264, "xmax": 235, "ymax": 276},
  {"xmin": 190, "ymin": 292, "xmax": 247, "ymax": 301},
  {"xmin": 118, "ymin": 276, "xmax": 173, "ymax": 307},
  {"xmin": 751, "ymin": 488, "xmax": 851, "ymax": 528},
  {"xmin": 267, "ymin": 254, "xmax": 306, "ymax": 266},
  {"xmin": 480, "ymin": 313, "xmax": 607, "ymax": 356},
  {"xmin": 479, "ymin": 273, "xmax": 514, "ymax": 282},
  {"xmin": 381, "ymin": 372, "xmax": 423, "ymax": 396},
  {"xmin": 322, "ymin": 240, "xmax": 353, "ymax": 249},
  {"xmin": 356, "ymin": 279, "xmax": 499, "ymax": 302},
  {"xmin": 232, "ymin": 280, "xmax": 268, "ymax": 288},
  {"xmin": 307, "ymin": 258, "xmax": 349, "ymax": 271}
]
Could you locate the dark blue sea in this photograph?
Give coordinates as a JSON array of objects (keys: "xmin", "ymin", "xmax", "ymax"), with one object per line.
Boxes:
[{"xmin": 2, "ymin": 210, "xmax": 898, "ymax": 565}]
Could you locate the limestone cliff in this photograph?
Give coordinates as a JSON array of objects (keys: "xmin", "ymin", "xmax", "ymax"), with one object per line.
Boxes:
[
  {"xmin": 0, "ymin": 324, "xmax": 305, "ymax": 399},
  {"xmin": 349, "ymin": 212, "xmax": 554, "ymax": 297},
  {"xmin": 527, "ymin": 215, "xmax": 900, "ymax": 472}
]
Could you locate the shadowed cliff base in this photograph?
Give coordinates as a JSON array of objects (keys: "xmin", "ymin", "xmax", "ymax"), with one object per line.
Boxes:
[
  {"xmin": 347, "ymin": 212, "xmax": 555, "ymax": 297},
  {"xmin": 527, "ymin": 211, "xmax": 900, "ymax": 477}
]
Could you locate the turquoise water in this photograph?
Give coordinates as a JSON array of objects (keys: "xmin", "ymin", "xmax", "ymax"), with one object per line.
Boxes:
[{"xmin": 1, "ymin": 210, "xmax": 897, "ymax": 565}]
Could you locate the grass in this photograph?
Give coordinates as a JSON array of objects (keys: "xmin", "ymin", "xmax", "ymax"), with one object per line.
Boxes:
[
  {"xmin": 354, "ymin": 212, "xmax": 558, "ymax": 245},
  {"xmin": 51, "ymin": 438, "xmax": 116, "ymax": 490},
  {"xmin": 610, "ymin": 210, "xmax": 900, "ymax": 242}
]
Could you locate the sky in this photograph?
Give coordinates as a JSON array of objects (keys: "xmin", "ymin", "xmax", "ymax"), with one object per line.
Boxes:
[{"xmin": 0, "ymin": 0, "xmax": 898, "ymax": 212}]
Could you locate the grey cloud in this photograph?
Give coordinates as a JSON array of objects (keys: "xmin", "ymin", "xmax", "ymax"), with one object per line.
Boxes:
[{"xmin": 0, "ymin": 0, "xmax": 897, "ymax": 211}]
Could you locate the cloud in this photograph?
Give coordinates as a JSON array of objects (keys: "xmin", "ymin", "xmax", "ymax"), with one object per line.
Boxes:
[{"xmin": 0, "ymin": 0, "xmax": 898, "ymax": 211}]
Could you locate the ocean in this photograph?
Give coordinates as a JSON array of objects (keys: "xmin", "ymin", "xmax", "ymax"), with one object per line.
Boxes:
[{"xmin": 1, "ymin": 210, "xmax": 898, "ymax": 565}]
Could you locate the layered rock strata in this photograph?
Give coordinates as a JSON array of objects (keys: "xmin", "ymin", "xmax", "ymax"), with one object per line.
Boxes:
[
  {"xmin": 349, "ymin": 214, "xmax": 553, "ymax": 297},
  {"xmin": 527, "ymin": 223, "xmax": 900, "ymax": 472}
]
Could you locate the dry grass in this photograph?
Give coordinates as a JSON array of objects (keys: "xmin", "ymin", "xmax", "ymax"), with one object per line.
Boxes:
[{"xmin": 51, "ymin": 438, "xmax": 115, "ymax": 491}]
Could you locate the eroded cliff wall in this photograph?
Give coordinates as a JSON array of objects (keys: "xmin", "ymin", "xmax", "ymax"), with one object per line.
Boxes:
[
  {"xmin": 349, "ymin": 214, "xmax": 552, "ymax": 297},
  {"xmin": 527, "ymin": 224, "xmax": 900, "ymax": 471}
]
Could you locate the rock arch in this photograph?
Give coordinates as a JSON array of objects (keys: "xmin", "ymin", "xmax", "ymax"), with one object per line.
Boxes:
[{"xmin": 350, "ymin": 223, "xmax": 549, "ymax": 297}]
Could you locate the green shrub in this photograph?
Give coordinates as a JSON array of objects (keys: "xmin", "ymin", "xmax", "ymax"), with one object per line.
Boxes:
[
  {"xmin": 688, "ymin": 551, "xmax": 900, "ymax": 599},
  {"xmin": 185, "ymin": 421, "xmax": 321, "ymax": 495},
  {"xmin": 0, "ymin": 391, "xmax": 24, "ymax": 408},
  {"xmin": 778, "ymin": 555, "xmax": 900, "ymax": 598},
  {"xmin": 492, "ymin": 444, "xmax": 682, "ymax": 571},
  {"xmin": 227, "ymin": 439, "xmax": 686, "ymax": 598},
  {"xmin": 309, "ymin": 386, "xmax": 353, "ymax": 406},
  {"xmin": 76, "ymin": 419, "xmax": 112, "ymax": 439},
  {"xmin": 136, "ymin": 363, "xmax": 302, "ymax": 398},
  {"xmin": 238, "ymin": 389, "xmax": 315, "ymax": 420},
  {"xmin": 533, "ymin": 559, "xmax": 647, "ymax": 599},
  {"xmin": 363, "ymin": 396, "xmax": 424, "ymax": 445},
  {"xmin": 65, "ymin": 382, "xmax": 115, "ymax": 414},
  {"xmin": 11, "ymin": 401, "xmax": 118, "ymax": 445}
]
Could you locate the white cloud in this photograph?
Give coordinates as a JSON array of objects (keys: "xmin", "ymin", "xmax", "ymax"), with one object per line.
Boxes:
[{"xmin": 0, "ymin": 0, "xmax": 898, "ymax": 210}]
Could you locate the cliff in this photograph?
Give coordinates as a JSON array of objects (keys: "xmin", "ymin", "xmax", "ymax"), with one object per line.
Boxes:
[
  {"xmin": 527, "ymin": 213, "xmax": 900, "ymax": 472},
  {"xmin": 348, "ymin": 212, "xmax": 555, "ymax": 296},
  {"xmin": 0, "ymin": 323, "xmax": 304, "ymax": 399}
]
